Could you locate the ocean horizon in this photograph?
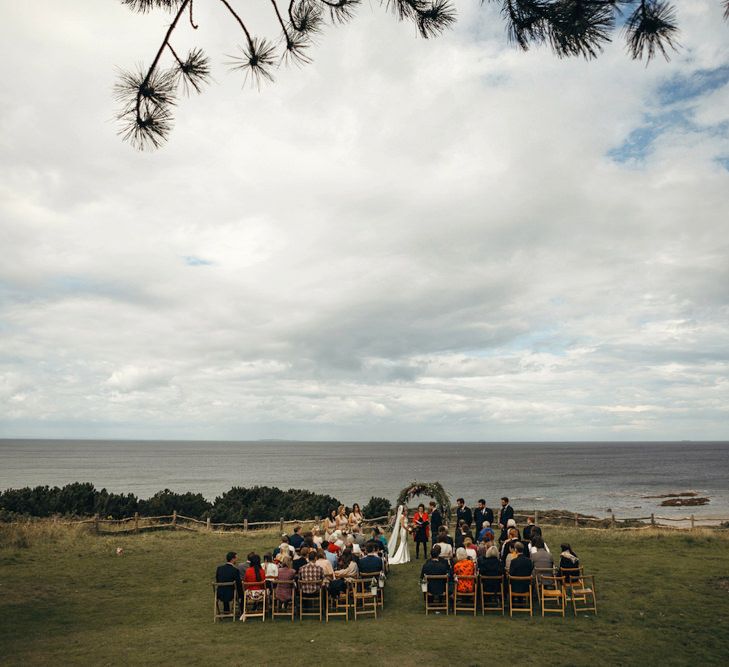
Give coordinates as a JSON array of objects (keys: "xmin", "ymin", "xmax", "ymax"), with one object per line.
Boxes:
[{"xmin": 2, "ymin": 439, "xmax": 728, "ymax": 521}]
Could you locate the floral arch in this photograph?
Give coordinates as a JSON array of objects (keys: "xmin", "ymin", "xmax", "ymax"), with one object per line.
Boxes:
[{"xmin": 396, "ymin": 481, "xmax": 451, "ymax": 518}]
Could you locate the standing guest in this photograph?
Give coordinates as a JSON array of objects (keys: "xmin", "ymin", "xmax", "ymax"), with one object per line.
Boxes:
[
  {"xmin": 289, "ymin": 526, "xmax": 305, "ymax": 551},
  {"xmin": 335, "ymin": 505, "xmax": 349, "ymax": 533},
  {"xmin": 453, "ymin": 547, "xmax": 476, "ymax": 595},
  {"xmin": 455, "ymin": 498, "xmax": 472, "ymax": 538},
  {"xmin": 429, "ymin": 501, "xmax": 443, "ymax": 545},
  {"xmin": 215, "ymin": 551, "xmax": 243, "ymax": 613},
  {"xmin": 349, "ymin": 503, "xmax": 364, "ymax": 531},
  {"xmin": 293, "ymin": 546, "xmax": 309, "ymax": 573},
  {"xmin": 530, "ymin": 536, "xmax": 554, "ymax": 572},
  {"xmin": 298, "ymin": 551, "xmax": 325, "ymax": 599},
  {"xmin": 474, "ymin": 499, "xmax": 493, "ymax": 538},
  {"xmin": 274, "ymin": 555, "xmax": 296, "ymax": 608},
  {"xmin": 508, "ymin": 543, "xmax": 534, "ymax": 595},
  {"xmin": 358, "ymin": 542, "xmax": 384, "ymax": 573},
  {"xmin": 315, "ymin": 548, "xmax": 335, "ymax": 584},
  {"xmin": 558, "ymin": 544, "xmax": 581, "ymax": 581},
  {"xmin": 412, "ymin": 503, "xmax": 430, "ymax": 560},
  {"xmin": 329, "ymin": 551, "xmax": 359, "ymax": 598},
  {"xmin": 421, "ymin": 546, "xmax": 451, "ymax": 603},
  {"xmin": 498, "ymin": 497, "xmax": 514, "ymax": 544},
  {"xmin": 324, "ymin": 509, "xmax": 337, "ymax": 540}
]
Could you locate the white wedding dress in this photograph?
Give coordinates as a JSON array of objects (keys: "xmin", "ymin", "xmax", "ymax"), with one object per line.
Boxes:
[{"xmin": 388, "ymin": 505, "xmax": 411, "ymax": 565}]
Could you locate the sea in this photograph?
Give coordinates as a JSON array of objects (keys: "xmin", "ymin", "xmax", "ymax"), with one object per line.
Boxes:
[{"xmin": 1, "ymin": 439, "xmax": 728, "ymax": 521}]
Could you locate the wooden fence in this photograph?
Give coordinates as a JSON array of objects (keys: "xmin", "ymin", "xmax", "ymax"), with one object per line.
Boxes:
[{"xmin": 49, "ymin": 507, "xmax": 727, "ymax": 536}]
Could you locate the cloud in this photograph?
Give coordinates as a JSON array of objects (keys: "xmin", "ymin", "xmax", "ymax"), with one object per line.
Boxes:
[{"xmin": 0, "ymin": 1, "xmax": 728, "ymax": 440}]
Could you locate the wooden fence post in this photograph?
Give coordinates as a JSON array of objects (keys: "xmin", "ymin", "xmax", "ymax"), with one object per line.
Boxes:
[
  {"xmin": 94, "ymin": 514, "xmax": 100, "ymax": 534},
  {"xmin": 280, "ymin": 517, "xmax": 284, "ymax": 534},
  {"xmin": 244, "ymin": 519, "xmax": 248, "ymax": 532},
  {"xmin": 650, "ymin": 513, "xmax": 655, "ymax": 527},
  {"xmin": 611, "ymin": 511, "xmax": 616, "ymax": 529},
  {"xmin": 172, "ymin": 510, "xmax": 177, "ymax": 529},
  {"xmin": 690, "ymin": 514, "xmax": 695, "ymax": 530},
  {"xmin": 574, "ymin": 512, "xmax": 579, "ymax": 528},
  {"xmin": 534, "ymin": 509, "xmax": 539, "ymax": 526},
  {"xmin": 134, "ymin": 511, "xmax": 139, "ymax": 534},
  {"xmin": 206, "ymin": 517, "xmax": 211, "ymax": 532}
]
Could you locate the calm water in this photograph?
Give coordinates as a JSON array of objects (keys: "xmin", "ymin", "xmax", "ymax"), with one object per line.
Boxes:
[{"xmin": 1, "ymin": 440, "xmax": 728, "ymax": 519}]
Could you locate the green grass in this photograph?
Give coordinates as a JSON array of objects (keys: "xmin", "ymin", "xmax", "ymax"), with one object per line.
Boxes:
[{"xmin": 1, "ymin": 523, "xmax": 729, "ymax": 666}]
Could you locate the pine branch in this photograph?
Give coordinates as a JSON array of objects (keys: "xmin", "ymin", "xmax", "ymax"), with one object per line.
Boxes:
[{"xmin": 624, "ymin": 0, "xmax": 679, "ymax": 62}]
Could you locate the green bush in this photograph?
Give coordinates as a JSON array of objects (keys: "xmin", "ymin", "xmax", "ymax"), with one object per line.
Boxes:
[
  {"xmin": 363, "ymin": 496, "xmax": 392, "ymax": 519},
  {"xmin": 210, "ymin": 486, "xmax": 341, "ymax": 523},
  {"xmin": 138, "ymin": 489, "xmax": 211, "ymax": 519}
]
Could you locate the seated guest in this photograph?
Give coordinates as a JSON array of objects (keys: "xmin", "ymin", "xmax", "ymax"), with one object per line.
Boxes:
[
  {"xmin": 477, "ymin": 545, "xmax": 503, "ymax": 581},
  {"xmin": 358, "ymin": 543, "xmax": 384, "ymax": 574},
  {"xmin": 372, "ymin": 527, "xmax": 388, "ymax": 551},
  {"xmin": 345, "ymin": 534, "xmax": 362, "ymax": 556},
  {"xmin": 298, "ymin": 551, "xmax": 325, "ymax": 598},
  {"xmin": 274, "ymin": 555, "xmax": 296, "ymax": 607},
  {"xmin": 558, "ymin": 543, "xmax": 581, "ymax": 581},
  {"xmin": 436, "ymin": 536, "xmax": 453, "ymax": 560},
  {"xmin": 436, "ymin": 525, "xmax": 453, "ymax": 546},
  {"xmin": 420, "ymin": 546, "xmax": 450, "ymax": 602},
  {"xmin": 263, "ymin": 552, "xmax": 278, "ymax": 581},
  {"xmin": 352, "ymin": 527, "xmax": 367, "ymax": 547},
  {"xmin": 302, "ymin": 531, "xmax": 316, "ymax": 550},
  {"xmin": 312, "ymin": 528, "xmax": 323, "ymax": 547},
  {"xmin": 289, "ymin": 526, "xmax": 305, "ymax": 551},
  {"xmin": 242, "ymin": 554, "xmax": 266, "ymax": 611},
  {"xmin": 528, "ymin": 526, "xmax": 549, "ymax": 554},
  {"xmin": 504, "ymin": 541, "xmax": 519, "ymax": 574},
  {"xmin": 477, "ymin": 521, "xmax": 495, "ymax": 543},
  {"xmin": 215, "ymin": 551, "xmax": 243, "ymax": 613},
  {"xmin": 315, "ymin": 548, "xmax": 335, "ymax": 584},
  {"xmin": 523, "ymin": 516, "xmax": 536, "ymax": 542},
  {"xmin": 235, "ymin": 552, "xmax": 253, "ymax": 578},
  {"xmin": 321, "ymin": 540, "xmax": 339, "ymax": 569},
  {"xmin": 455, "ymin": 521, "xmax": 473, "ymax": 549},
  {"xmin": 328, "ymin": 551, "xmax": 359, "ymax": 598},
  {"xmin": 500, "ymin": 528, "xmax": 519, "ymax": 562},
  {"xmin": 508, "ymin": 543, "xmax": 534, "ymax": 593},
  {"xmin": 506, "ymin": 518, "xmax": 522, "ymax": 540},
  {"xmin": 530, "ymin": 536, "xmax": 554, "ymax": 571},
  {"xmin": 293, "ymin": 546, "xmax": 309, "ymax": 573},
  {"xmin": 463, "ymin": 538, "xmax": 478, "ymax": 561},
  {"xmin": 277, "ymin": 536, "xmax": 295, "ymax": 559},
  {"xmin": 453, "ymin": 547, "xmax": 476, "ymax": 594}
]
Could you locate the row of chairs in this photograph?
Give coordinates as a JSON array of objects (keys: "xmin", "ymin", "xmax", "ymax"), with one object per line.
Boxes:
[
  {"xmin": 214, "ymin": 573, "xmax": 385, "ymax": 623},
  {"xmin": 423, "ymin": 570, "xmax": 597, "ymax": 617}
]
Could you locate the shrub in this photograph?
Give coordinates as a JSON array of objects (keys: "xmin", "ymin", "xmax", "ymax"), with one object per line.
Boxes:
[
  {"xmin": 363, "ymin": 496, "xmax": 392, "ymax": 519},
  {"xmin": 210, "ymin": 486, "xmax": 341, "ymax": 523},
  {"xmin": 138, "ymin": 489, "xmax": 212, "ymax": 519}
]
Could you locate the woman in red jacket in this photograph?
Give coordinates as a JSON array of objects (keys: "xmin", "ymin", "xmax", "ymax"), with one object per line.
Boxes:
[{"xmin": 412, "ymin": 503, "xmax": 430, "ymax": 560}]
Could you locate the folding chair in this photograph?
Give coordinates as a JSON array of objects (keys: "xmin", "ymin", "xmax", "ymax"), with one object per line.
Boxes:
[
  {"xmin": 568, "ymin": 574, "xmax": 597, "ymax": 615},
  {"xmin": 533, "ymin": 567, "xmax": 555, "ymax": 605},
  {"xmin": 270, "ymin": 579, "xmax": 296, "ymax": 621},
  {"xmin": 507, "ymin": 575, "xmax": 533, "ymax": 617},
  {"xmin": 453, "ymin": 575, "xmax": 478, "ymax": 616},
  {"xmin": 539, "ymin": 575, "xmax": 565, "ymax": 617},
  {"xmin": 325, "ymin": 582, "xmax": 350, "ymax": 622},
  {"xmin": 352, "ymin": 578, "xmax": 378, "ymax": 620},
  {"xmin": 423, "ymin": 575, "xmax": 449, "ymax": 615},
  {"xmin": 360, "ymin": 571, "xmax": 385, "ymax": 609},
  {"xmin": 479, "ymin": 575, "xmax": 504, "ymax": 615},
  {"xmin": 298, "ymin": 580, "xmax": 324, "ymax": 622},
  {"xmin": 212, "ymin": 581, "xmax": 238, "ymax": 622},
  {"xmin": 240, "ymin": 581, "xmax": 267, "ymax": 622}
]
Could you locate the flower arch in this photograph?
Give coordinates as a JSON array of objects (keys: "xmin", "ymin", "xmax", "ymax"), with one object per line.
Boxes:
[{"xmin": 396, "ymin": 481, "xmax": 451, "ymax": 519}]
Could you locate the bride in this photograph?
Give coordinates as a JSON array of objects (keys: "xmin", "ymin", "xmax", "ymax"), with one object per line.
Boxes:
[{"xmin": 388, "ymin": 505, "xmax": 411, "ymax": 565}]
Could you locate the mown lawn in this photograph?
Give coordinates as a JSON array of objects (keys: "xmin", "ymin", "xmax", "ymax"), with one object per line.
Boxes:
[{"xmin": 1, "ymin": 523, "xmax": 728, "ymax": 666}]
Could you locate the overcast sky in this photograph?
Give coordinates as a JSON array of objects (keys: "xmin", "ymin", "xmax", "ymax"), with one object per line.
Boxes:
[{"xmin": 1, "ymin": 1, "xmax": 728, "ymax": 441}]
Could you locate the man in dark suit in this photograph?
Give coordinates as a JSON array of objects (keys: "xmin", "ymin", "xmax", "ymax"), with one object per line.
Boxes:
[
  {"xmin": 508, "ymin": 542, "xmax": 534, "ymax": 597},
  {"xmin": 289, "ymin": 525, "xmax": 305, "ymax": 551},
  {"xmin": 498, "ymin": 496, "xmax": 514, "ymax": 544},
  {"xmin": 429, "ymin": 501, "xmax": 443, "ymax": 544},
  {"xmin": 420, "ymin": 546, "xmax": 450, "ymax": 603},
  {"xmin": 215, "ymin": 551, "xmax": 243, "ymax": 613},
  {"xmin": 358, "ymin": 543, "xmax": 384, "ymax": 574},
  {"xmin": 455, "ymin": 498, "xmax": 472, "ymax": 537},
  {"xmin": 473, "ymin": 499, "xmax": 493, "ymax": 538}
]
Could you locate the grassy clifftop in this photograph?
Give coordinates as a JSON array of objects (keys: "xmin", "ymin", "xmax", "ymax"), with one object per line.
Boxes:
[{"xmin": 1, "ymin": 523, "xmax": 728, "ymax": 666}]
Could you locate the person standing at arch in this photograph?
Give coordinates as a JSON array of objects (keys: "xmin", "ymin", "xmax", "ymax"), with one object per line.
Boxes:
[
  {"xmin": 455, "ymin": 498, "xmax": 472, "ymax": 539},
  {"xmin": 429, "ymin": 500, "xmax": 442, "ymax": 545},
  {"xmin": 498, "ymin": 496, "xmax": 514, "ymax": 545},
  {"xmin": 473, "ymin": 499, "xmax": 493, "ymax": 539}
]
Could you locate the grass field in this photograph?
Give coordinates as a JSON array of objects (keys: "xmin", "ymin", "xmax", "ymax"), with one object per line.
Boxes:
[{"xmin": 1, "ymin": 522, "xmax": 729, "ymax": 666}]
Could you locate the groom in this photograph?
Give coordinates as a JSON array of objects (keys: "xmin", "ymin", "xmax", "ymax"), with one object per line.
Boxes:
[{"xmin": 429, "ymin": 501, "xmax": 442, "ymax": 544}]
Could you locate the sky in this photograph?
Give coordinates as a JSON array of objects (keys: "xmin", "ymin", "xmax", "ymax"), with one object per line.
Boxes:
[{"xmin": 0, "ymin": 1, "xmax": 728, "ymax": 442}]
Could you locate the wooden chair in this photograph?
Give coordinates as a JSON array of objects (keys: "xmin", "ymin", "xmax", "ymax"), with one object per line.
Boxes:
[
  {"xmin": 240, "ymin": 581, "xmax": 267, "ymax": 622},
  {"xmin": 298, "ymin": 580, "xmax": 324, "ymax": 622},
  {"xmin": 539, "ymin": 575, "xmax": 566, "ymax": 617},
  {"xmin": 567, "ymin": 574, "xmax": 597, "ymax": 615},
  {"xmin": 423, "ymin": 575, "xmax": 449, "ymax": 615},
  {"xmin": 212, "ymin": 582, "xmax": 238, "ymax": 622},
  {"xmin": 453, "ymin": 575, "xmax": 478, "ymax": 616},
  {"xmin": 325, "ymin": 583, "xmax": 350, "ymax": 622},
  {"xmin": 479, "ymin": 575, "xmax": 504, "ymax": 615},
  {"xmin": 270, "ymin": 579, "xmax": 296, "ymax": 621},
  {"xmin": 507, "ymin": 575, "xmax": 533, "ymax": 617},
  {"xmin": 360, "ymin": 571, "xmax": 385, "ymax": 609},
  {"xmin": 533, "ymin": 567, "xmax": 555, "ymax": 605},
  {"xmin": 352, "ymin": 578, "xmax": 378, "ymax": 620}
]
